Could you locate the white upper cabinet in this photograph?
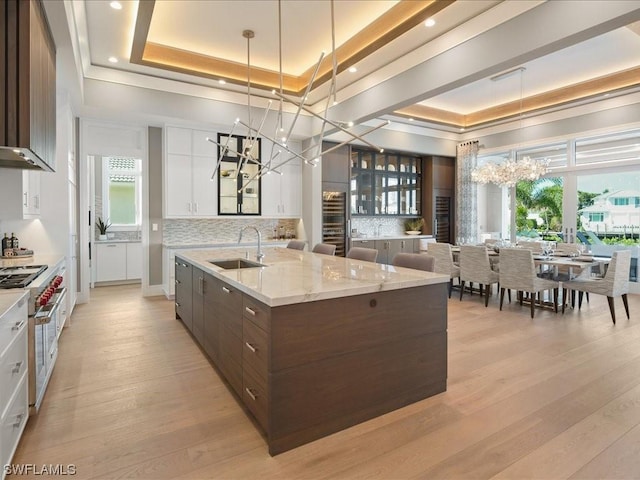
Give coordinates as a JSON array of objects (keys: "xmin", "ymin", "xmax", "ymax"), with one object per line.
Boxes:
[
  {"xmin": 164, "ymin": 127, "xmax": 217, "ymax": 218},
  {"xmin": 261, "ymin": 159, "xmax": 302, "ymax": 218},
  {"xmin": 0, "ymin": 169, "xmax": 40, "ymax": 219}
]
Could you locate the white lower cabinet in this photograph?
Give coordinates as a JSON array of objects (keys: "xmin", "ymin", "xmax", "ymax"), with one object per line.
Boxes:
[
  {"xmin": 0, "ymin": 293, "xmax": 29, "ymax": 478},
  {"xmin": 96, "ymin": 242, "xmax": 142, "ymax": 283},
  {"xmin": 126, "ymin": 243, "xmax": 142, "ymax": 279}
]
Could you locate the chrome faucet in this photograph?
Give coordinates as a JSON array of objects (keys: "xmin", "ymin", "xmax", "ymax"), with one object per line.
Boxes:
[
  {"xmin": 238, "ymin": 226, "xmax": 264, "ymax": 263},
  {"xmin": 376, "ymin": 223, "xmax": 383, "ymax": 237}
]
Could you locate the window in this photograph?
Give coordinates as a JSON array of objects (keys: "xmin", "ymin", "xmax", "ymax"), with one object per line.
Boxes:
[
  {"xmin": 102, "ymin": 157, "xmax": 141, "ymax": 228},
  {"xmin": 588, "ymin": 212, "xmax": 604, "ymax": 222},
  {"xmin": 612, "ymin": 198, "xmax": 629, "ymax": 206}
]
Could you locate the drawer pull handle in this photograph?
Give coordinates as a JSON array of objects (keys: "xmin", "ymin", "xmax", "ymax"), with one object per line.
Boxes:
[
  {"xmin": 12, "ymin": 320, "xmax": 25, "ymax": 331},
  {"xmin": 13, "ymin": 413, "xmax": 25, "ymax": 428},
  {"xmin": 12, "ymin": 361, "xmax": 23, "ymax": 374},
  {"xmin": 245, "ymin": 342, "xmax": 257, "ymax": 353},
  {"xmin": 245, "ymin": 307, "xmax": 256, "ymax": 316},
  {"xmin": 245, "ymin": 387, "xmax": 257, "ymax": 401},
  {"xmin": 175, "ymin": 279, "xmax": 180, "ymax": 285},
  {"xmin": 222, "ymin": 287, "xmax": 231, "ymax": 293},
  {"xmin": 175, "ymin": 302, "xmax": 181, "ymax": 307}
]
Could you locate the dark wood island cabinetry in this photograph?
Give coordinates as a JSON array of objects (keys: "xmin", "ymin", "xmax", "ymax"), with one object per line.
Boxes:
[{"xmin": 175, "ymin": 247, "xmax": 448, "ymax": 455}]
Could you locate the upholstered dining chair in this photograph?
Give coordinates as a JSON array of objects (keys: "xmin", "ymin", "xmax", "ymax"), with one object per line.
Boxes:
[
  {"xmin": 391, "ymin": 253, "xmax": 435, "ymax": 272},
  {"xmin": 517, "ymin": 240, "xmax": 544, "ymax": 252},
  {"xmin": 312, "ymin": 243, "xmax": 336, "ymax": 255},
  {"xmin": 286, "ymin": 240, "xmax": 306, "ymax": 251},
  {"xmin": 459, "ymin": 245, "xmax": 500, "ymax": 307},
  {"xmin": 498, "ymin": 247, "xmax": 560, "ymax": 318},
  {"xmin": 346, "ymin": 247, "xmax": 378, "ymax": 263},
  {"xmin": 427, "ymin": 242, "xmax": 460, "ymax": 298},
  {"xmin": 563, "ymin": 249, "xmax": 631, "ymax": 324}
]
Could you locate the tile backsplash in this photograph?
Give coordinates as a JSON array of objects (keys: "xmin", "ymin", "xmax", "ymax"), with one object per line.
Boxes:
[
  {"xmin": 163, "ymin": 218, "xmax": 300, "ymax": 245},
  {"xmin": 351, "ymin": 217, "xmax": 419, "ymax": 237}
]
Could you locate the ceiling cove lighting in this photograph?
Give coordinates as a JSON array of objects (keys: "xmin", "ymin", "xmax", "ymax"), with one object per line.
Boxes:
[
  {"xmin": 207, "ymin": 0, "xmax": 388, "ymax": 186},
  {"xmin": 471, "ymin": 67, "xmax": 549, "ymax": 187}
]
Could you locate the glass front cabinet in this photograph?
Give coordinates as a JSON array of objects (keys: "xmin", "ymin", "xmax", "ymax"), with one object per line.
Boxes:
[
  {"xmin": 217, "ymin": 133, "xmax": 262, "ymax": 215},
  {"xmin": 350, "ymin": 148, "xmax": 421, "ymax": 216}
]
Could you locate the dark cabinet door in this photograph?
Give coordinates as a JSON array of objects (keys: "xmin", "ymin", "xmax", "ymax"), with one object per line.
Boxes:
[
  {"xmin": 217, "ymin": 134, "xmax": 261, "ymax": 215},
  {"xmin": 175, "ymin": 259, "xmax": 193, "ymax": 331},
  {"xmin": 202, "ymin": 273, "xmax": 220, "ymax": 362},
  {"xmin": 192, "ymin": 267, "xmax": 205, "ymax": 344}
]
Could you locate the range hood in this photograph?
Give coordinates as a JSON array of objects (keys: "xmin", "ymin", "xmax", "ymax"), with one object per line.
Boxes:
[
  {"xmin": 1, "ymin": 0, "xmax": 56, "ymax": 173},
  {"xmin": 0, "ymin": 147, "xmax": 54, "ymax": 172}
]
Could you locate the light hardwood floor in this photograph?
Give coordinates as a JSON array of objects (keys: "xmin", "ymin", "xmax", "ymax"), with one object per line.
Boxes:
[{"xmin": 12, "ymin": 285, "xmax": 640, "ymax": 479}]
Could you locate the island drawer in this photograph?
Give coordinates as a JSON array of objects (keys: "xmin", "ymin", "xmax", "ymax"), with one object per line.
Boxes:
[
  {"xmin": 243, "ymin": 296, "xmax": 271, "ymax": 332},
  {"xmin": 0, "ymin": 295, "xmax": 27, "ymax": 358},
  {"xmin": 0, "ymin": 327, "xmax": 27, "ymax": 411},
  {"xmin": 243, "ymin": 318, "xmax": 268, "ymax": 380},
  {"xmin": 243, "ymin": 367, "xmax": 268, "ymax": 431}
]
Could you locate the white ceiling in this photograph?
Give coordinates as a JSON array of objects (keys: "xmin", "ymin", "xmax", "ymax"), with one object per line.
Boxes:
[{"xmin": 58, "ymin": 1, "xmax": 640, "ymax": 131}]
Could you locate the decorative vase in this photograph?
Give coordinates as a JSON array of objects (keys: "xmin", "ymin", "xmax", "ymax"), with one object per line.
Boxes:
[{"xmin": 99, "ymin": 234, "xmax": 107, "ymax": 240}]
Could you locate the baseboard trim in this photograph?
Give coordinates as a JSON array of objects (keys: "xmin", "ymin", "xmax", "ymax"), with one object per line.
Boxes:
[{"xmin": 143, "ymin": 284, "xmax": 166, "ymax": 297}]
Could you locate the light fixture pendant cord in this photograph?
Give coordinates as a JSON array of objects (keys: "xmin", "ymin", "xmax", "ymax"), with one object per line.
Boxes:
[
  {"xmin": 278, "ymin": 0, "xmax": 283, "ymax": 131},
  {"xmin": 331, "ymin": 0, "xmax": 337, "ymax": 104},
  {"xmin": 247, "ymin": 33, "xmax": 252, "ymax": 133}
]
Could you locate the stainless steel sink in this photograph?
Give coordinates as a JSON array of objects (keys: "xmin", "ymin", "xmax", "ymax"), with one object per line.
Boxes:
[{"xmin": 209, "ymin": 258, "xmax": 265, "ymax": 269}]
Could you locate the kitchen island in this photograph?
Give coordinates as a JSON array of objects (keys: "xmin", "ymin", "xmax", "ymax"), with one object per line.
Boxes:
[{"xmin": 175, "ymin": 247, "xmax": 449, "ymax": 455}]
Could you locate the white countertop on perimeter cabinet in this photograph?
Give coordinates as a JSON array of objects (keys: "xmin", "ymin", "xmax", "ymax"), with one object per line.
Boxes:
[
  {"xmin": 94, "ymin": 239, "xmax": 141, "ymax": 244},
  {"xmin": 351, "ymin": 234, "xmax": 434, "ymax": 241},
  {"xmin": 0, "ymin": 290, "xmax": 29, "ymax": 317},
  {"xmin": 176, "ymin": 246, "xmax": 448, "ymax": 307},
  {"xmin": 164, "ymin": 240, "xmax": 290, "ymax": 249},
  {"xmin": 0, "ymin": 255, "xmax": 65, "ymax": 290}
]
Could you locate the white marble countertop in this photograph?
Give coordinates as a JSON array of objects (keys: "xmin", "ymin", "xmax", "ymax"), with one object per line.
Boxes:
[
  {"xmin": 0, "ymin": 254, "xmax": 64, "ymax": 270},
  {"xmin": 95, "ymin": 239, "xmax": 141, "ymax": 244},
  {"xmin": 176, "ymin": 246, "xmax": 448, "ymax": 307},
  {"xmin": 164, "ymin": 240, "xmax": 291, "ymax": 249},
  {"xmin": 351, "ymin": 234, "xmax": 434, "ymax": 241},
  {"xmin": 0, "ymin": 290, "xmax": 29, "ymax": 318}
]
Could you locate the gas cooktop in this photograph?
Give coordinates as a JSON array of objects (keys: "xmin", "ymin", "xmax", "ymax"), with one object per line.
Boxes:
[{"xmin": 0, "ymin": 265, "xmax": 48, "ymax": 288}]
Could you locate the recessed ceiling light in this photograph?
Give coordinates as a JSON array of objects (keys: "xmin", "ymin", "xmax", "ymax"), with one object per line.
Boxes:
[
  {"xmin": 110, "ymin": 1, "xmax": 123, "ymax": 10},
  {"xmin": 425, "ymin": 18, "xmax": 436, "ymax": 27},
  {"xmin": 348, "ymin": 66, "xmax": 357, "ymax": 73},
  {"xmin": 218, "ymin": 79, "xmax": 226, "ymax": 85},
  {"xmin": 108, "ymin": 56, "xmax": 118, "ymax": 63},
  {"xmin": 460, "ymin": 127, "xmax": 465, "ymax": 132},
  {"xmin": 347, "ymin": 121, "xmax": 354, "ymax": 127},
  {"xmin": 409, "ymin": 118, "xmax": 414, "ymax": 122},
  {"xmin": 604, "ymin": 93, "xmax": 610, "ymax": 97}
]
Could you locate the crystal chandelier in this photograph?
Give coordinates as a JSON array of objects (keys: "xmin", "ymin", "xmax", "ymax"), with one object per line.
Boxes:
[
  {"xmin": 471, "ymin": 156, "xmax": 550, "ymax": 188},
  {"xmin": 470, "ymin": 66, "xmax": 549, "ymax": 188}
]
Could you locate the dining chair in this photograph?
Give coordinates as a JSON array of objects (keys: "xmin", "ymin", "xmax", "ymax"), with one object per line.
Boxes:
[
  {"xmin": 427, "ymin": 242, "xmax": 460, "ymax": 298},
  {"xmin": 391, "ymin": 253, "xmax": 435, "ymax": 272},
  {"xmin": 498, "ymin": 248, "xmax": 560, "ymax": 318},
  {"xmin": 516, "ymin": 240, "xmax": 544, "ymax": 253},
  {"xmin": 312, "ymin": 243, "xmax": 336, "ymax": 255},
  {"xmin": 286, "ymin": 240, "xmax": 306, "ymax": 251},
  {"xmin": 459, "ymin": 245, "xmax": 499, "ymax": 307},
  {"xmin": 563, "ymin": 250, "xmax": 631, "ymax": 324},
  {"xmin": 346, "ymin": 246, "xmax": 378, "ymax": 262}
]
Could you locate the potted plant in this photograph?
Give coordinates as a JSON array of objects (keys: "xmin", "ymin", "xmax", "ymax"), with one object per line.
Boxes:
[
  {"xmin": 404, "ymin": 218, "xmax": 424, "ymax": 235},
  {"xmin": 96, "ymin": 217, "xmax": 111, "ymax": 240}
]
